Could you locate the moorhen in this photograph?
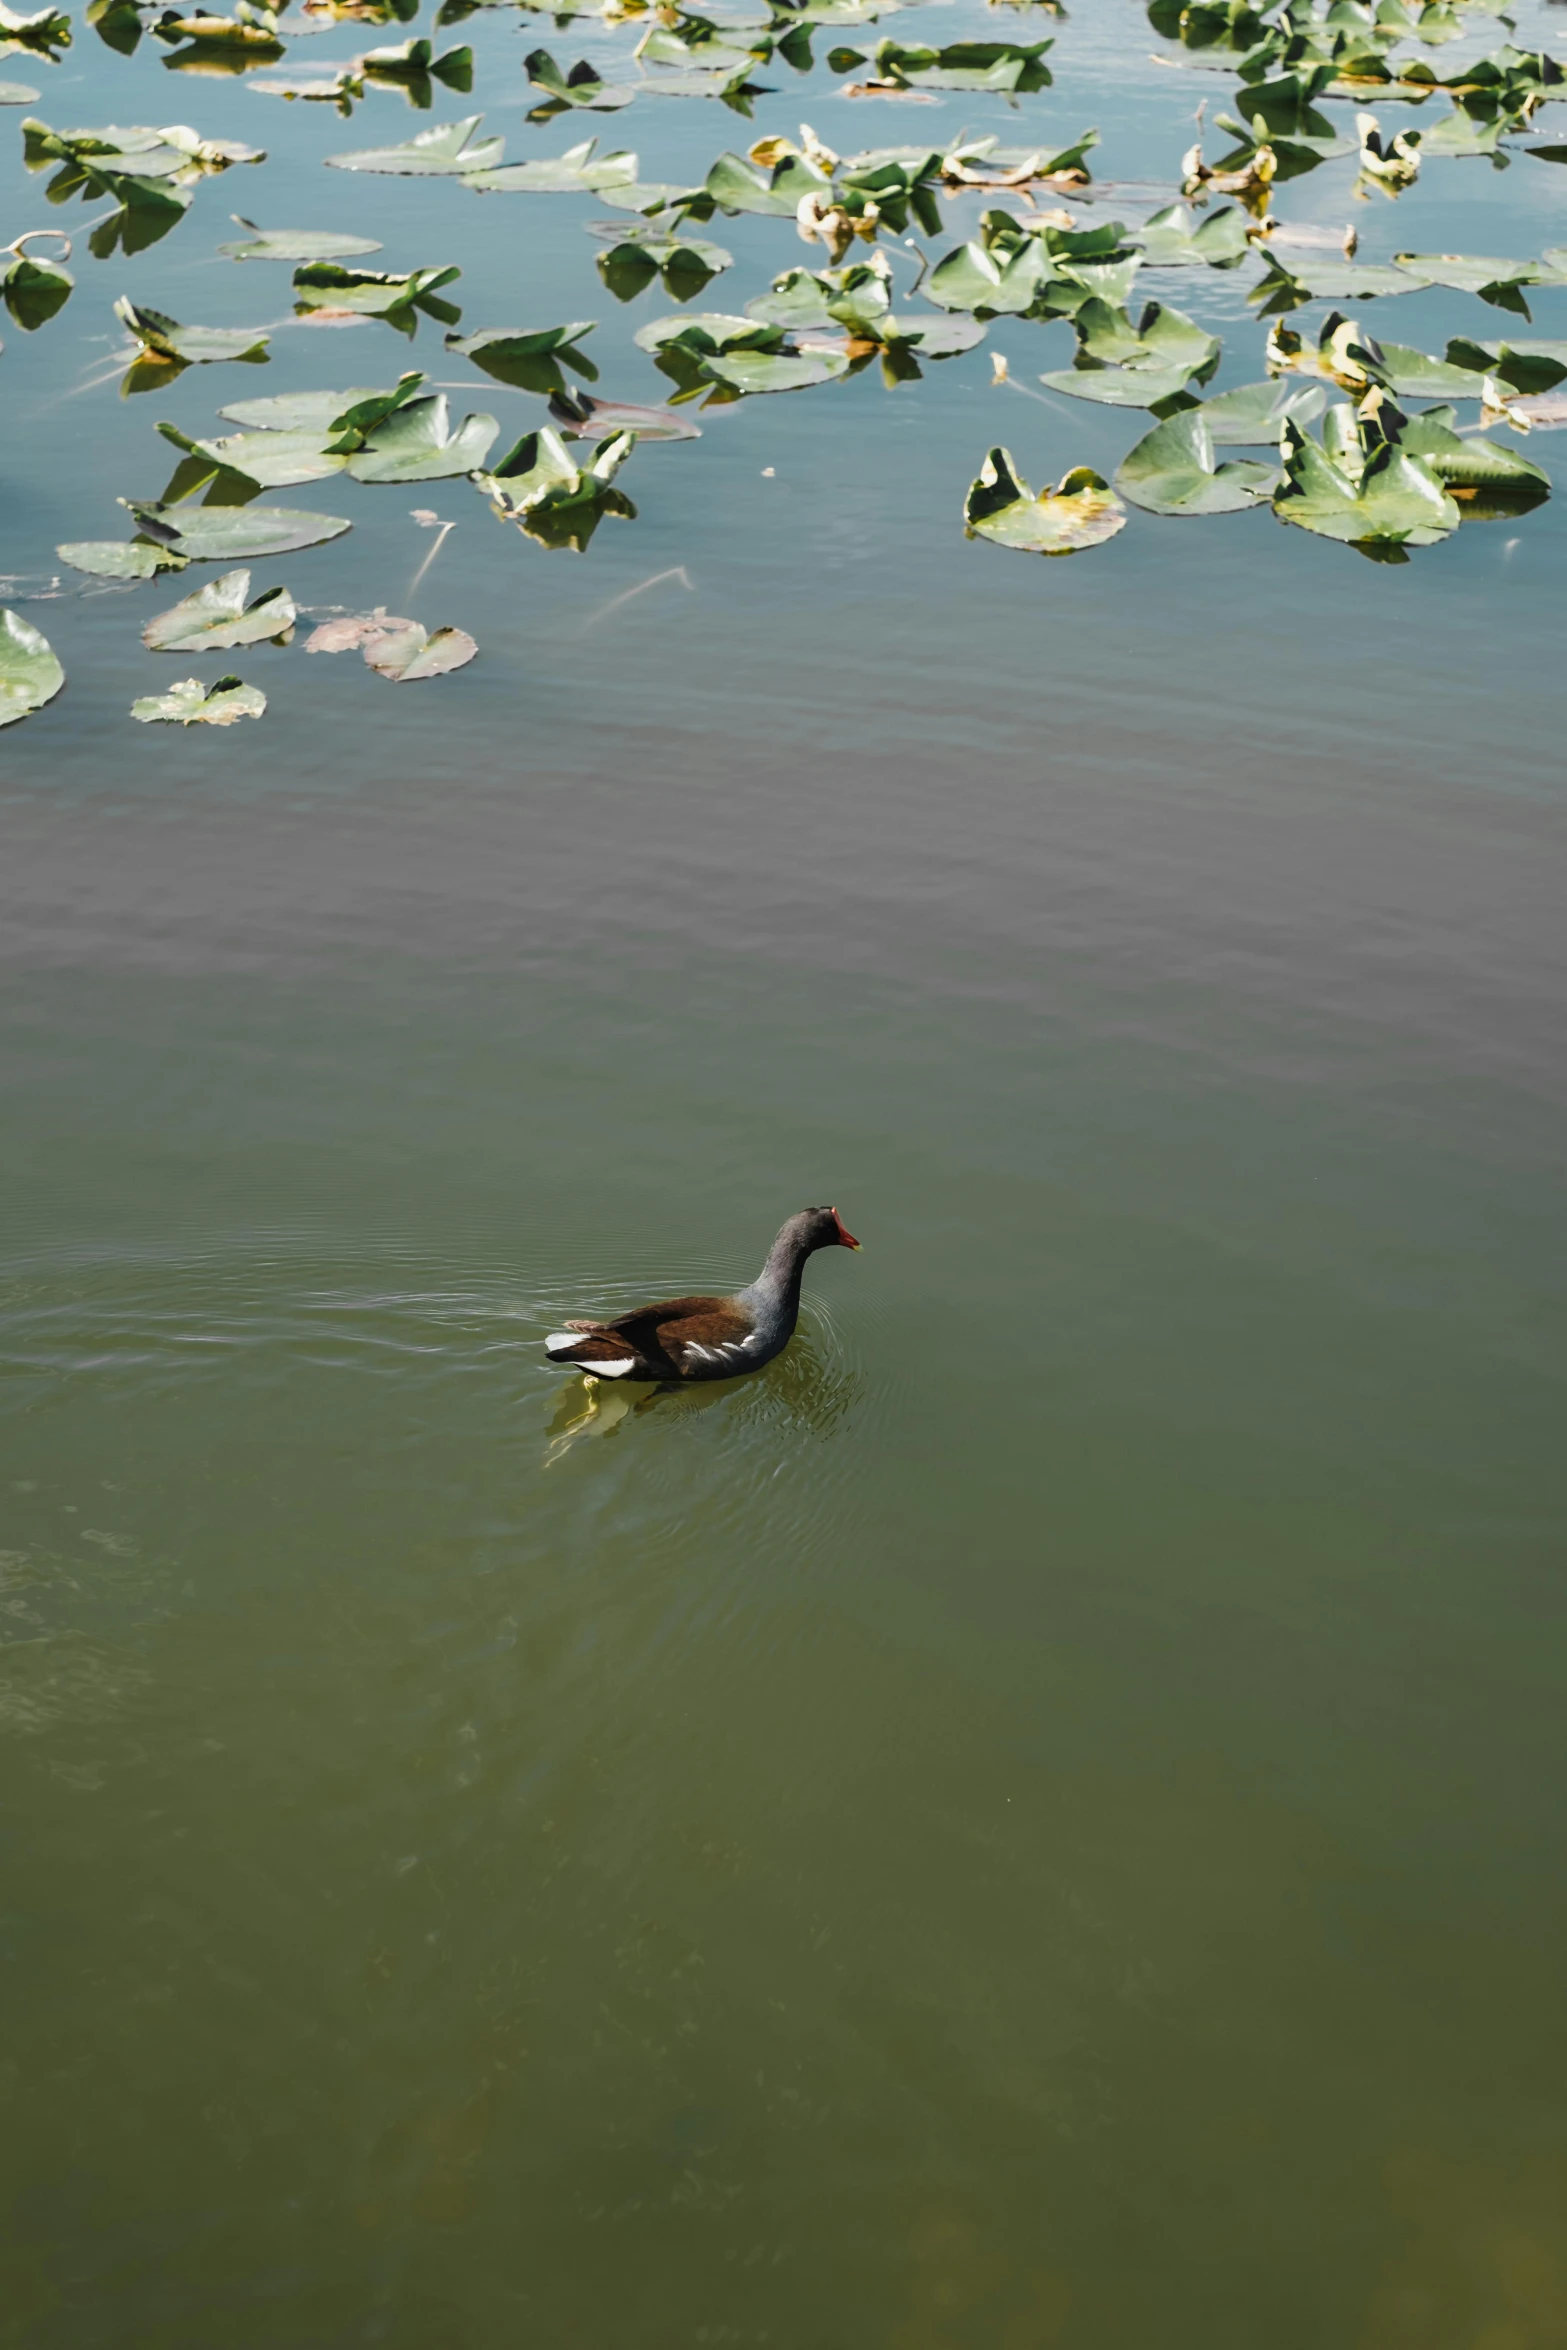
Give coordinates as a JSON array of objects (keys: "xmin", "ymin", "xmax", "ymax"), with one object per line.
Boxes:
[{"xmin": 545, "ymin": 1205, "xmax": 860, "ymax": 1383}]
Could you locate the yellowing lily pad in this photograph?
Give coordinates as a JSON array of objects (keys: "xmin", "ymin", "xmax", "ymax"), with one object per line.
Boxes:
[{"xmin": 964, "ymin": 448, "xmax": 1126, "ymax": 553}]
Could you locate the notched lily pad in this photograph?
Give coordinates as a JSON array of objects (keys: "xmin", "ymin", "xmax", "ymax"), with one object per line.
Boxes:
[
  {"xmin": 132, "ymin": 672, "xmax": 266, "ymax": 723},
  {"xmin": 596, "ymin": 232, "xmax": 732, "ymax": 302},
  {"xmin": 525, "ymin": 48, "xmax": 634, "ymax": 115},
  {"xmin": 1273, "ymin": 394, "xmax": 1460, "ymax": 554},
  {"xmin": 1114, "ymin": 408, "xmax": 1278, "ymax": 514},
  {"xmin": 1039, "ymin": 295, "xmax": 1219, "ymax": 409},
  {"xmin": 293, "ymin": 261, "xmax": 462, "ymax": 335},
  {"xmin": 142, "ymin": 565, "xmax": 296, "ymax": 649},
  {"xmin": 963, "ymin": 447, "xmax": 1126, "ymax": 553},
  {"xmin": 0, "ymin": 606, "xmax": 64, "ymax": 727},
  {"xmin": 445, "ymin": 319, "xmax": 598, "ymax": 392},
  {"xmin": 1, "ymin": 232, "xmax": 72, "ymax": 329},
  {"xmin": 341, "ymin": 393, "xmax": 499, "ymax": 481},
  {"xmin": 1131, "ymin": 201, "xmax": 1252, "ymax": 270}
]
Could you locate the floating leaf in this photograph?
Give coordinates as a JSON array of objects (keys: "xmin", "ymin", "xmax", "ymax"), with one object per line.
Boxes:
[
  {"xmin": 472, "ymin": 424, "xmax": 637, "ymax": 550},
  {"xmin": 305, "ymin": 606, "xmax": 410, "ymax": 651},
  {"xmin": 142, "ymin": 566, "xmax": 296, "ymax": 649},
  {"xmin": 1114, "ymin": 408, "xmax": 1278, "ymax": 514},
  {"xmin": 293, "ymin": 260, "xmax": 462, "ymax": 334},
  {"xmin": 1395, "ymin": 401, "xmax": 1550, "ymax": 516},
  {"xmin": 463, "ymin": 137, "xmax": 639, "ymax": 193},
  {"xmin": 114, "ymin": 294, "xmax": 270, "ymax": 364},
  {"xmin": 548, "ymin": 385, "xmax": 700, "ymax": 441},
  {"xmin": 1131, "ymin": 201, "xmax": 1252, "ymax": 269},
  {"xmin": 218, "ymin": 217, "xmax": 384, "ymax": 261},
  {"xmin": 1273, "ymin": 400, "xmax": 1459, "ymax": 552},
  {"xmin": 704, "ymin": 145, "xmax": 829, "ymax": 213},
  {"xmin": 325, "ymin": 113, "xmax": 503, "ymax": 173},
  {"xmin": 0, "ymin": 606, "xmax": 64, "ymax": 728},
  {"xmin": 1250, "ymin": 255, "xmax": 1427, "ymax": 314},
  {"xmin": 1039, "ymin": 295, "xmax": 1219, "ymax": 408},
  {"xmin": 338, "ymin": 393, "xmax": 499, "ymax": 480},
  {"xmin": 1, "ymin": 235, "xmax": 72, "ymax": 329},
  {"xmin": 445, "ymin": 319, "xmax": 598, "ymax": 392},
  {"xmin": 1393, "ymin": 249, "xmax": 1567, "ymax": 318},
  {"xmin": 125, "ymin": 500, "xmax": 353, "ymax": 558},
  {"xmin": 362, "ymin": 620, "xmax": 478, "ymax": 678},
  {"xmin": 56, "ymin": 537, "xmax": 190, "ymax": 577},
  {"xmin": 831, "ymin": 36, "xmax": 1052, "ymax": 91},
  {"xmin": 0, "ymin": 3, "xmax": 70, "ymax": 54},
  {"xmin": 218, "ymin": 384, "xmax": 382, "ymax": 430},
  {"xmin": 1447, "ymin": 334, "xmax": 1567, "ymax": 395},
  {"xmin": 963, "ymin": 447, "xmax": 1125, "ymax": 553},
  {"xmin": 0, "ymin": 78, "xmax": 41, "ymax": 100},
  {"xmin": 1197, "ymin": 377, "xmax": 1328, "ymax": 441},
  {"xmin": 164, "ymin": 420, "xmax": 349, "ymax": 487},
  {"xmin": 596, "ymin": 232, "xmax": 732, "ymax": 302},
  {"xmin": 132, "ymin": 672, "xmax": 265, "ymax": 724},
  {"xmin": 705, "ymin": 346, "xmax": 849, "ymax": 392},
  {"xmin": 525, "ymin": 48, "xmax": 634, "ymax": 112},
  {"xmin": 152, "ymin": 11, "xmax": 285, "ymax": 52}
]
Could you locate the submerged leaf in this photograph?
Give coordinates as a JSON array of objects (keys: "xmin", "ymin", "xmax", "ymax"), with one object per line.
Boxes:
[
  {"xmin": 131, "ymin": 673, "xmax": 265, "ymax": 724},
  {"xmin": 963, "ymin": 448, "xmax": 1125, "ymax": 553},
  {"xmin": 0, "ymin": 606, "xmax": 64, "ymax": 728},
  {"xmin": 1114, "ymin": 408, "xmax": 1278, "ymax": 514}
]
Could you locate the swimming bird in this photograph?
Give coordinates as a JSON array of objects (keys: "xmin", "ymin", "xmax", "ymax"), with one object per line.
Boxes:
[{"xmin": 544, "ymin": 1206, "xmax": 860, "ymax": 1383}]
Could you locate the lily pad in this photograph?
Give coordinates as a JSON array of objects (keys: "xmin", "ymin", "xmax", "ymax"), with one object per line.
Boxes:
[
  {"xmin": 1393, "ymin": 249, "xmax": 1567, "ymax": 318},
  {"xmin": 1131, "ymin": 201, "xmax": 1252, "ymax": 270},
  {"xmin": 1251, "ymin": 256, "xmax": 1428, "ymax": 314},
  {"xmin": 703, "ymin": 146, "xmax": 829, "ymax": 213},
  {"xmin": 0, "ymin": 607, "xmax": 64, "ymax": 728},
  {"xmin": 1114, "ymin": 408, "xmax": 1278, "ymax": 514},
  {"xmin": 1040, "ymin": 295, "xmax": 1219, "ymax": 408},
  {"xmin": 165, "ymin": 422, "xmax": 350, "ymax": 487},
  {"xmin": 293, "ymin": 261, "xmax": 462, "ymax": 334},
  {"xmin": 1, "ymin": 239, "xmax": 72, "ymax": 330},
  {"xmin": 704, "ymin": 346, "xmax": 849, "ymax": 392},
  {"xmin": 464, "ymin": 138, "xmax": 639, "ymax": 193},
  {"xmin": 963, "ymin": 448, "xmax": 1126, "ymax": 553},
  {"xmin": 325, "ymin": 113, "xmax": 504, "ymax": 173},
  {"xmin": 341, "ymin": 393, "xmax": 499, "ymax": 480},
  {"xmin": 548, "ymin": 385, "xmax": 701, "ymax": 440},
  {"xmin": 56, "ymin": 537, "xmax": 190, "ymax": 578},
  {"xmin": 125, "ymin": 501, "xmax": 353, "ymax": 559},
  {"xmin": 114, "ymin": 295, "xmax": 270, "ymax": 364},
  {"xmin": 525, "ymin": 48, "xmax": 634, "ymax": 111},
  {"xmin": 218, "ymin": 217, "xmax": 384, "ymax": 261},
  {"xmin": 597, "ymin": 233, "xmax": 732, "ymax": 302},
  {"xmin": 362, "ymin": 620, "xmax": 478, "ymax": 678},
  {"xmin": 132, "ymin": 672, "xmax": 266, "ymax": 724},
  {"xmin": 831, "ymin": 36, "xmax": 1053, "ymax": 92},
  {"xmin": 472, "ymin": 424, "xmax": 637, "ymax": 550},
  {"xmin": 1273, "ymin": 402, "xmax": 1459, "ymax": 551},
  {"xmin": 445, "ymin": 320, "xmax": 598, "ymax": 392},
  {"xmin": 142, "ymin": 566, "xmax": 297, "ymax": 650},
  {"xmin": 218, "ymin": 385, "xmax": 383, "ymax": 430},
  {"xmin": 0, "ymin": 78, "xmax": 41, "ymax": 100},
  {"xmin": 1197, "ymin": 378, "xmax": 1329, "ymax": 441}
]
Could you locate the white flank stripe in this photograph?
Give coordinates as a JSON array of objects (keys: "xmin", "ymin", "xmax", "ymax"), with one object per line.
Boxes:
[{"xmin": 584, "ymin": 1357, "xmax": 637, "ymax": 1378}]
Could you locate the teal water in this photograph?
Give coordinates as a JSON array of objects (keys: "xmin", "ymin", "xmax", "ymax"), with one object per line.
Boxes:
[{"xmin": 4, "ymin": 0, "xmax": 1567, "ymax": 2342}]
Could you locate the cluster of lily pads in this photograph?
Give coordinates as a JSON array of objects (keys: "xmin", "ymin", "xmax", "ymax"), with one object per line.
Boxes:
[{"xmin": 0, "ymin": 0, "xmax": 1563, "ymax": 727}]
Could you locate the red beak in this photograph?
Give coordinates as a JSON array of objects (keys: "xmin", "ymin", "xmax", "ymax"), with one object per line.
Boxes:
[{"xmin": 833, "ymin": 1212, "xmax": 861, "ymax": 1251}]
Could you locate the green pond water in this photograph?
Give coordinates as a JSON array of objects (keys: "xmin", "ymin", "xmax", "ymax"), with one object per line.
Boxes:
[{"xmin": 4, "ymin": 0, "xmax": 1567, "ymax": 2340}]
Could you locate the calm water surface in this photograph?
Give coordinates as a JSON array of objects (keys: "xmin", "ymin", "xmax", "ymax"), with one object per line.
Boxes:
[{"xmin": 3, "ymin": 0, "xmax": 1566, "ymax": 2342}]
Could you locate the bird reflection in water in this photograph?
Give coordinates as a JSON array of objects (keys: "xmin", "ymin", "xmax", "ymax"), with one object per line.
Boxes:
[{"xmin": 543, "ymin": 1321, "xmax": 860, "ymax": 1466}]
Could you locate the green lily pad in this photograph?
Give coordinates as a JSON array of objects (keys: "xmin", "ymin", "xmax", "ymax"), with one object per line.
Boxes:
[
  {"xmin": 362, "ymin": 620, "xmax": 478, "ymax": 679},
  {"xmin": 963, "ymin": 448, "xmax": 1126, "ymax": 554},
  {"xmin": 218, "ymin": 217, "xmax": 384, "ymax": 261},
  {"xmin": 1114, "ymin": 408, "xmax": 1279, "ymax": 514},
  {"xmin": 703, "ymin": 346, "xmax": 849, "ymax": 392},
  {"xmin": 1273, "ymin": 404, "xmax": 1459, "ymax": 550},
  {"xmin": 1040, "ymin": 295, "xmax": 1219, "ymax": 408},
  {"xmin": 464, "ymin": 138, "xmax": 640, "ymax": 193},
  {"xmin": 217, "ymin": 386, "xmax": 383, "ymax": 431},
  {"xmin": 831, "ymin": 36, "xmax": 1053, "ymax": 91},
  {"xmin": 168, "ymin": 424, "xmax": 349, "ymax": 488},
  {"xmin": 445, "ymin": 320, "xmax": 598, "ymax": 392},
  {"xmin": 126, "ymin": 501, "xmax": 353, "ymax": 559},
  {"xmin": 325, "ymin": 113, "xmax": 504, "ymax": 174},
  {"xmin": 0, "ymin": 3, "xmax": 69, "ymax": 52},
  {"xmin": 703, "ymin": 147, "xmax": 829, "ymax": 214},
  {"xmin": 1394, "ymin": 250, "xmax": 1567, "ymax": 318},
  {"xmin": 114, "ymin": 295, "xmax": 270, "ymax": 365},
  {"xmin": 597, "ymin": 233, "xmax": 732, "ymax": 302},
  {"xmin": 1, "ymin": 242, "xmax": 72, "ymax": 330},
  {"xmin": 1251, "ymin": 256, "xmax": 1428, "ymax": 314},
  {"xmin": 1446, "ymin": 335, "xmax": 1567, "ymax": 395},
  {"xmin": 293, "ymin": 262, "xmax": 462, "ymax": 335},
  {"xmin": 142, "ymin": 566, "xmax": 297, "ymax": 650},
  {"xmin": 56, "ymin": 537, "xmax": 190, "ymax": 578},
  {"xmin": 1197, "ymin": 378, "xmax": 1329, "ymax": 441},
  {"xmin": 926, "ymin": 236, "xmax": 1053, "ymax": 316},
  {"xmin": 473, "ymin": 424, "xmax": 637, "ymax": 550},
  {"xmin": 1394, "ymin": 402, "xmax": 1551, "ymax": 516},
  {"xmin": 341, "ymin": 394, "xmax": 499, "ymax": 481},
  {"xmin": 525, "ymin": 48, "xmax": 635, "ymax": 110},
  {"xmin": 1132, "ymin": 202, "xmax": 1252, "ymax": 270},
  {"xmin": 0, "ymin": 607, "xmax": 64, "ymax": 728},
  {"xmin": 132, "ymin": 672, "xmax": 266, "ymax": 724}
]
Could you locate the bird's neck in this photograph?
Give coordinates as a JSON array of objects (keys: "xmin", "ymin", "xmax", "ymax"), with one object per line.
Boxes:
[{"xmin": 746, "ymin": 1228, "xmax": 811, "ymax": 1327}]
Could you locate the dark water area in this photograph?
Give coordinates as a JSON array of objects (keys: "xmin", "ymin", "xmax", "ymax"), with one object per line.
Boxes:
[{"xmin": 3, "ymin": 0, "xmax": 1566, "ymax": 2341}]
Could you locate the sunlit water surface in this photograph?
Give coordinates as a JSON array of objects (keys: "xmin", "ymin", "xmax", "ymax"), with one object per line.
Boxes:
[{"xmin": 3, "ymin": 0, "xmax": 1566, "ymax": 2341}]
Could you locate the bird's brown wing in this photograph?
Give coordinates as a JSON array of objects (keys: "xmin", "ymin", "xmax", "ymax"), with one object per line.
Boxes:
[{"xmin": 646, "ymin": 1298, "xmax": 759, "ymax": 1377}]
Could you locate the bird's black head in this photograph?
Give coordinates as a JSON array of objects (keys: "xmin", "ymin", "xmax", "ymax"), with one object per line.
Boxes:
[{"xmin": 802, "ymin": 1204, "xmax": 860, "ymax": 1252}]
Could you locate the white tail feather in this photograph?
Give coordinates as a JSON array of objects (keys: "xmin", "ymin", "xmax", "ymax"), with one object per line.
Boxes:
[{"xmin": 545, "ymin": 1332, "xmax": 583, "ymax": 1356}]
